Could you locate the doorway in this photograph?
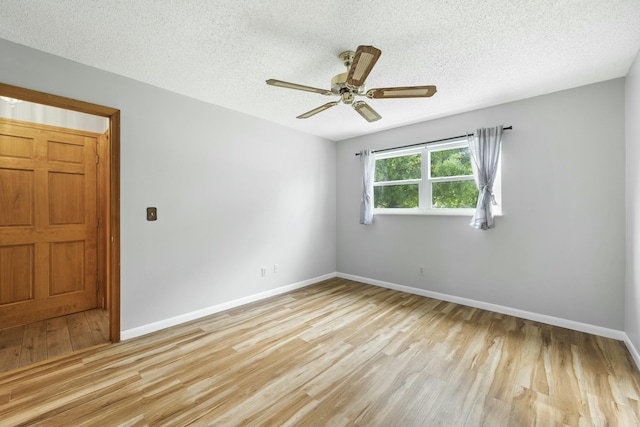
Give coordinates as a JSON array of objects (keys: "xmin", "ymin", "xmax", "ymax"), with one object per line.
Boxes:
[{"xmin": 0, "ymin": 83, "xmax": 120, "ymax": 346}]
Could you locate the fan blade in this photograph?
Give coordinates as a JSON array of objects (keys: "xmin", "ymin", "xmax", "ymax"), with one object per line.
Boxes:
[
  {"xmin": 266, "ymin": 79, "xmax": 333, "ymax": 96},
  {"xmin": 366, "ymin": 85, "xmax": 437, "ymax": 99},
  {"xmin": 347, "ymin": 45, "xmax": 381, "ymax": 87},
  {"xmin": 296, "ymin": 101, "xmax": 339, "ymax": 119},
  {"xmin": 352, "ymin": 101, "xmax": 381, "ymax": 122}
]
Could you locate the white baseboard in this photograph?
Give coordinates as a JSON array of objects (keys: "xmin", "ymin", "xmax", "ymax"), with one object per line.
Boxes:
[
  {"xmin": 623, "ymin": 335, "xmax": 640, "ymax": 370},
  {"xmin": 337, "ymin": 272, "xmax": 627, "ymax": 341},
  {"xmin": 120, "ymin": 272, "xmax": 337, "ymax": 340}
]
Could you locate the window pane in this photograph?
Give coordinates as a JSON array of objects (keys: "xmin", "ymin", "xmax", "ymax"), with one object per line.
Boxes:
[
  {"xmin": 432, "ymin": 181, "xmax": 478, "ymax": 208},
  {"xmin": 430, "ymin": 147, "xmax": 473, "ymax": 178},
  {"xmin": 375, "ymin": 154, "xmax": 421, "ymax": 182},
  {"xmin": 374, "ymin": 184, "xmax": 419, "ymax": 208}
]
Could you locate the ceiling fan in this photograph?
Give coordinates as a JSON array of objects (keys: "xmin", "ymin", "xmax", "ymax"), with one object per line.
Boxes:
[{"xmin": 266, "ymin": 45, "xmax": 437, "ymax": 122}]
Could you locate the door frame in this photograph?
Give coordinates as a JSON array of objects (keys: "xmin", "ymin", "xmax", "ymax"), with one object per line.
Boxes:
[{"xmin": 0, "ymin": 82, "xmax": 121, "ymax": 342}]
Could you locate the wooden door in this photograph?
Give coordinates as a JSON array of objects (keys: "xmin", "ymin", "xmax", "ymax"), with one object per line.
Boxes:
[{"xmin": 0, "ymin": 119, "xmax": 98, "ymax": 328}]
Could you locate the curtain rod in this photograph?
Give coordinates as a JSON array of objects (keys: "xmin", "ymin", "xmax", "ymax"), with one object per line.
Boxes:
[{"xmin": 354, "ymin": 126, "xmax": 512, "ymax": 156}]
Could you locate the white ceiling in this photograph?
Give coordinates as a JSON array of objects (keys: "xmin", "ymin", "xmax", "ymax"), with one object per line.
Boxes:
[{"xmin": 1, "ymin": 0, "xmax": 640, "ymax": 141}]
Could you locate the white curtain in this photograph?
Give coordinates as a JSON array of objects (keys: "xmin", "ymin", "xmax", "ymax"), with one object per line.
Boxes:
[
  {"xmin": 359, "ymin": 149, "xmax": 375, "ymax": 225},
  {"xmin": 467, "ymin": 126, "xmax": 503, "ymax": 230}
]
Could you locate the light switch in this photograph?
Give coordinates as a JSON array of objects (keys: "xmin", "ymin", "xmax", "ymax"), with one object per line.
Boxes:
[{"xmin": 147, "ymin": 207, "xmax": 157, "ymax": 221}]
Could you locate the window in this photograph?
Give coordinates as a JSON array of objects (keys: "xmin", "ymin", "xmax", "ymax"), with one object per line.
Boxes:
[{"xmin": 373, "ymin": 139, "xmax": 501, "ymax": 215}]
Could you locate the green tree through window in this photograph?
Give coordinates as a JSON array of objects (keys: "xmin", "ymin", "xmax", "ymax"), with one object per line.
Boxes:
[
  {"xmin": 374, "ymin": 154, "xmax": 421, "ymax": 208},
  {"xmin": 430, "ymin": 147, "xmax": 478, "ymax": 208},
  {"xmin": 372, "ymin": 140, "xmax": 496, "ymax": 213}
]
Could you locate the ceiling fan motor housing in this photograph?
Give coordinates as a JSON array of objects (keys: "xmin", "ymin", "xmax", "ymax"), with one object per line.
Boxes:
[
  {"xmin": 331, "ymin": 72, "xmax": 349, "ymax": 94},
  {"xmin": 331, "ymin": 50, "xmax": 367, "ymax": 102},
  {"xmin": 331, "ymin": 72, "xmax": 366, "ymax": 101}
]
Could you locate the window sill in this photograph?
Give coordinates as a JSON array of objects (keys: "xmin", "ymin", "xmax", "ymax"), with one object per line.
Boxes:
[{"xmin": 373, "ymin": 208, "xmax": 503, "ymax": 217}]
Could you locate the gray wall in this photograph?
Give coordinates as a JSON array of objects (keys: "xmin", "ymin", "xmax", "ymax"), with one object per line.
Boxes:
[
  {"xmin": 0, "ymin": 39, "xmax": 337, "ymax": 332},
  {"xmin": 0, "ymin": 36, "xmax": 631, "ymax": 336},
  {"xmin": 626, "ymin": 52, "xmax": 640, "ymax": 348},
  {"xmin": 337, "ymin": 79, "xmax": 626, "ymax": 330}
]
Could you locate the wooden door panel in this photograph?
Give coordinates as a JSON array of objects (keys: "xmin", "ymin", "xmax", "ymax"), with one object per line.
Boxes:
[
  {"xmin": 48, "ymin": 140, "xmax": 85, "ymax": 164},
  {"xmin": 50, "ymin": 241, "xmax": 85, "ymax": 295},
  {"xmin": 0, "ymin": 120, "xmax": 98, "ymax": 328},
  {"xmin": 49, "ymin": 172, "xmax": 84, "ymax": 225},
  {"xmin": 0, "ymin": 133, "xmax": 35, "ymax": 159},
  {"xmin": 0, "ymin": 169, "xmax": 34, "ymax": 226},
  {"xmin": 0, "ymin": 244, "xmax": 34, "ymax": 304}
]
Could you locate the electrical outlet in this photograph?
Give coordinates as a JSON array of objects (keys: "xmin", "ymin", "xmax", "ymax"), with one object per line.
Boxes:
[
  {"xmin": 261, "ymin": 267, "xmax": 267, "ymax": 277},
  {"xmin": 419, "ymin": 266, "xmax": 425, "ymax": 276},
  {"xmin": 274, "ymin": 264, "xmax": 279, "ymax": 273}
]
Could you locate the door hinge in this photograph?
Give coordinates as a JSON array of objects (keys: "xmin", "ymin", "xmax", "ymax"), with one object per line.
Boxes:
[{"xmin": 96, "ymin": 154, "xmax": 99, "ymax": 164}]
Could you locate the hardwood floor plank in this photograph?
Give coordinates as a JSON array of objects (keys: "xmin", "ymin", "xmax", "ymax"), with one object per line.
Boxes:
[
  {"xmin": 369, "ymin": 372, "xmax": 448, "ymax": 427},
  {"xmin": 45, "ymin": 317, "xmax": 74, "ymax": 359},
  {"xmin": 18, "ymin": 321, "xmax": 47, "ymax": 368},
  {"xmin": 0, "ymin": 309, "xmax": 109, "ymax": 374},
  {"xmin": 84, "ymin": 309, "xmax": 110, "ymax": 344},
  {"xmin": 0, "ymin": 326, "xmax": 23, "ymax": 373},
  {"xmin": 67, "ymin": 312, "xmax": 97, "ymax": 351},
  {"xmin": 0, "ymin": 279, "xmax": 639, "ymax": 426},
  {"xmin": 0, "ymin": 368, "xmax": 141, "ymax": 426},
  {"xmin": 465, "ymin": 394, "xmax": 512, "ymax": 427},
  {"xmin": 509, "ymin": 385, "xmax": 567, "ymax": 427}
]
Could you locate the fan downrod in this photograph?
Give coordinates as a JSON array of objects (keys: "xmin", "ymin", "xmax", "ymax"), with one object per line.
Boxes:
[{"xmin": 339, "ymin": 51, "xmax": 355, "ymax": 68}]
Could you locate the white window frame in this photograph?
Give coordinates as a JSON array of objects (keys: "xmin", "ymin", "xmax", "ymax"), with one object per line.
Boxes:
[{"xmin": 373, "ymin": 139, "xmax": 502, "ymax": 216}]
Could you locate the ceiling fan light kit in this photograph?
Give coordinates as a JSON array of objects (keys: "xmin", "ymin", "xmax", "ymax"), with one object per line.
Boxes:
[{"xmin": 266, "ymin": 45, "xmax": 437, "ymax": 122}]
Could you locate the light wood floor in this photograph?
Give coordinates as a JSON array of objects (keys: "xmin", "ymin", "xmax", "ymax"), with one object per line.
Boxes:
[
  {"xmin": 0, "ymin": 278, "xmax": 639, "ymax": 426},
  {"xmin": 0, "ymin": 309, "xmax": 109, "ymax": 374}
]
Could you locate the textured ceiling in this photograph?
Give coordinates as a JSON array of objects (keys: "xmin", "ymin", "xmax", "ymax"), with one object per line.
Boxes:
[{"xmin": 1, "ymin": 1, "xmax": 640, "ymax": 141}]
